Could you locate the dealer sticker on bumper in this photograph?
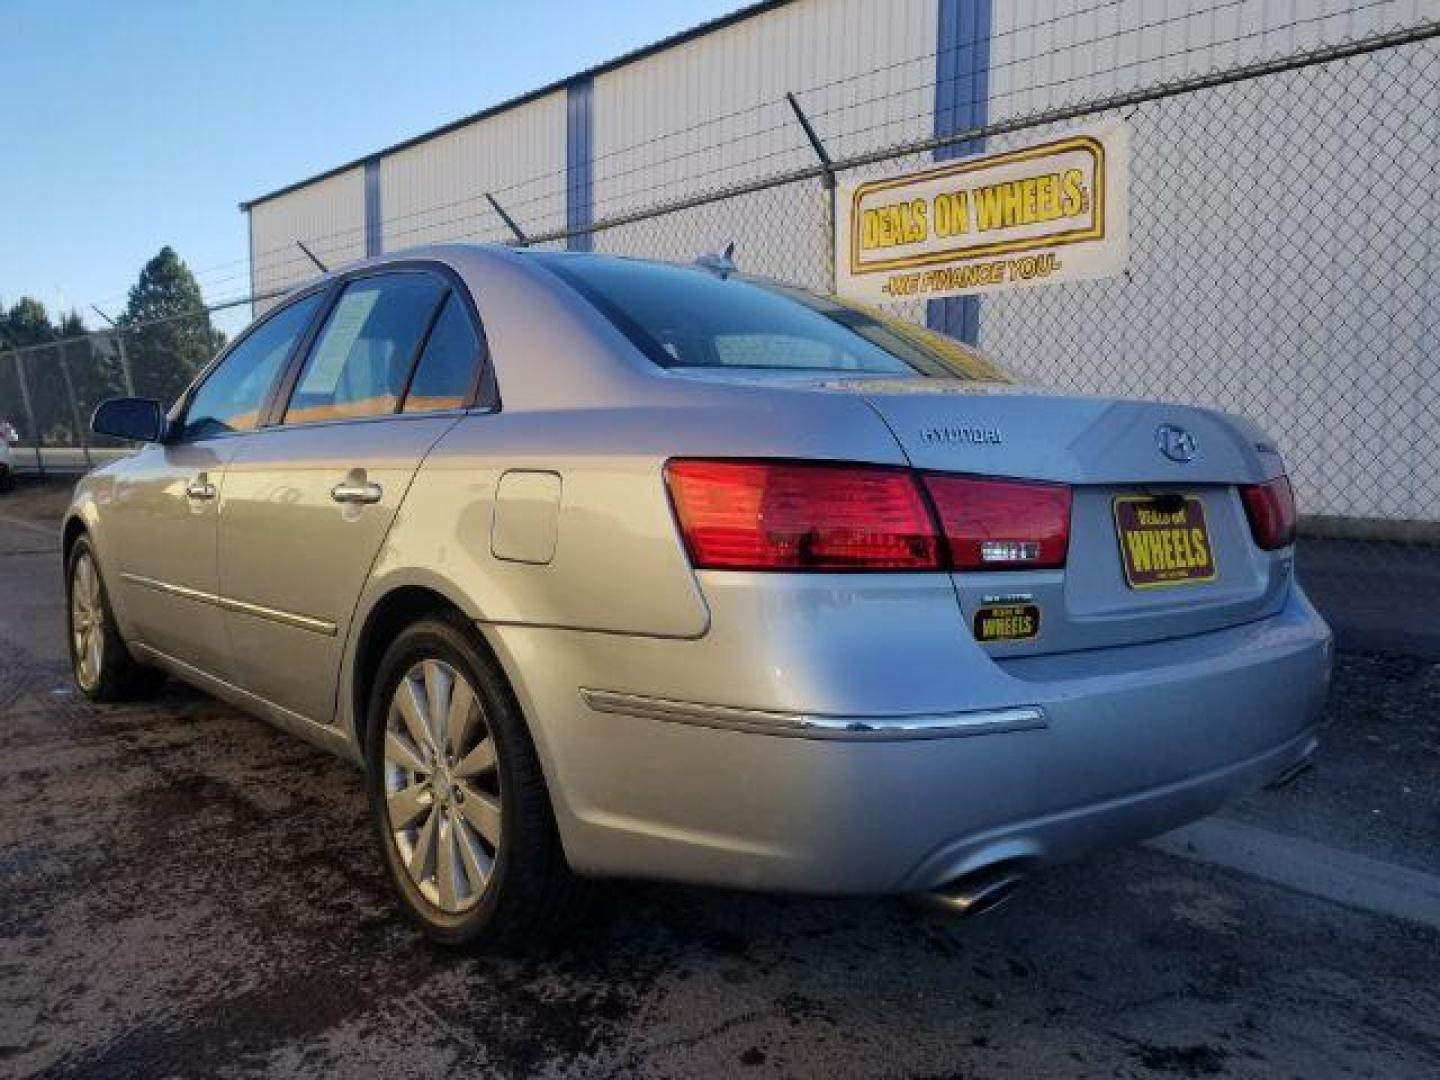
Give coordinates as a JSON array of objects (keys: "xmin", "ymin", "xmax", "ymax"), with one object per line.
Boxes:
[
  {"xmin": 974, "ymin": 603, "xmax": 1041, "ymax": 642},
  {"xmin": 1114, "ymin": 495, "xmax": 1216, "ymax": 588}
]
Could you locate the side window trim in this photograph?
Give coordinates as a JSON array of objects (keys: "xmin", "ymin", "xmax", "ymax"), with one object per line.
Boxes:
[
  {"xmin": 394, "ymin": 286, "xmax": 454, "ymax": 413},
  {"xmin": 273, "ymin": 270, "xmax": 447, "ymax": 427},
  {"xmin": 260, "ymin": 280, "xmax": 346, "ymax": 429},
  {"xmin": 174, "ymin": 286, "xmax": 330, "ymax": 442},
  {"xmin": 260, "ymin": 261, "xmax": 497, "ymax": 430},
  {"xmin": 452, "ymin": 280, "xmax": 496, "ymax": 413}
]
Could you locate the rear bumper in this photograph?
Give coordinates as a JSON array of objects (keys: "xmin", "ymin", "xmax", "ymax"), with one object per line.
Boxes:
[
  {"xmin": 498, "ymin": 583, "xmax": 1332, "ymax": 894},
  {"xmin": 900, "ymin": 727, "xmax": 1317, "ymax": 892}
]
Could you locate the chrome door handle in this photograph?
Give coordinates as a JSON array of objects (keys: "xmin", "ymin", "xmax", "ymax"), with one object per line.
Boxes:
[
  {"xmin": 331, "ymin": 480, "xmax": 383, "ymax": 505},
  {"xmin": 185, "ymin": 475, "xmax": 217, "ymax": 501}
]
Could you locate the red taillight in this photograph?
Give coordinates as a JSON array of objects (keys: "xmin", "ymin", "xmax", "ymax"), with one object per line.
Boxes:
[
  {"xmin": 1240, "ymin": 476, "xmax": 1296, "ymax": 550},
  {"xmin": 664, "ymin": 460, "xmax": 941, "ymax": 570},
  {"xmin": 922, "ymin": 474, "xmax": 1072, "ymax": 570},
  {"xmin": 665, "ymin": 460, "xmax": 1074, "ymax": 573}
]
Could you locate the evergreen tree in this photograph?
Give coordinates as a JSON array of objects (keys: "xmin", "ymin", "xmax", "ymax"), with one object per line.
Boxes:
[
  {"xmin": 0, "ymin": 298, "xmax": 58, "ymax": 441},
  {"xmin": 2, "ymin": 296, "xmax": 57, "ymax": 347},
  {"xmin": 118, "ymin": 247, "xmax": 225, "ymax": 405}
]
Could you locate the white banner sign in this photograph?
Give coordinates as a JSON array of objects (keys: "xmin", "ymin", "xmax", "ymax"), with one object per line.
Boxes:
[{"xmin": 835, "ymin": 120, "xmax": 1130, "ymax": 304}]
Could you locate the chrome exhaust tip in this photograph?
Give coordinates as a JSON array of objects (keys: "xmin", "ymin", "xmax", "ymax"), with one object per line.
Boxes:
[{"xmin": 911, "ymin": 863, "xmax": 1027, "ymax": 918}]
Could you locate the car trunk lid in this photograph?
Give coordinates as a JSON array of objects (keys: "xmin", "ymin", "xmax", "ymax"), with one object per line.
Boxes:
[
  {"xmin": 837, "ymin": 376, "xmax": 1293, "ymax": 655},
  {"xmin": 665, "ymin": 370, "xmax": 1294, "ymax": 655}
]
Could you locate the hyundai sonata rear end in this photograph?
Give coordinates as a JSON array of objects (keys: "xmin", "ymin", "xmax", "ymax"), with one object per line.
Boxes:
[
  {"xmin": 66, "ymin": 245, "xmax": 1331, "ymax": 945},
  {"xmin": 503, "ymin": 252, "xmax": 1331, "ymax": 905}
]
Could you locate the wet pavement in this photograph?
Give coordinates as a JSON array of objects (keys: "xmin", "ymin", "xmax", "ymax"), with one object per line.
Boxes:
[{"xmin": 2, "ymin": 478, "xmax": 1438, "ymax": 1079}]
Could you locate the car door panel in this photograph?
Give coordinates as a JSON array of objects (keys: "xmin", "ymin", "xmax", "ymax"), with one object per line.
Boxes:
[
  {"xmin": 217, "ymin": 416, "xmax": 460, "ymax": 724},
  {"xmin": 102, "ymin": 290, "xmax": 329, "ymax": 678},
  {"xmin": 109, "ymin": 439, "xmax": 234, "ymax": 677},
  {"xmin": 212, "ymin": 270, "xmax": 475, "ymax": 726}
]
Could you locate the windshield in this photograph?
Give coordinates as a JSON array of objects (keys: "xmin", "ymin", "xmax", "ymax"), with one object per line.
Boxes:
[{"xmin": 535, "ymin": 253, "xmax": 1010, "ymax": 382}]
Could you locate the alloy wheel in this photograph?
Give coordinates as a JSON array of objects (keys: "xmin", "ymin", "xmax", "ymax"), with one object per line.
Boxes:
[
  {"xmin": 70, "ymin": 552, "xmax": 104, "ymax": 691},
  {"xmin": 382, "ymin": 659, "xmax": 502, "ymax": 913}
]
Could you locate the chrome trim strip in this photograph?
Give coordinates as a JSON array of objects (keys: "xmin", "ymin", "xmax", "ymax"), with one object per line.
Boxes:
[
  {"xmin": 579, "ymin": 689, "xmax": 1047, "ymax": 741},
  {"xmin": 219, "ymin": 594, "xmax": 338, "ymax": 637},
  {"xmin": 120, "ymin": 572, "xmax": 337, "ymax": 637},
  {"xmin": 120, "ymin": 570, "xmax": 212, "ymax": 606}
]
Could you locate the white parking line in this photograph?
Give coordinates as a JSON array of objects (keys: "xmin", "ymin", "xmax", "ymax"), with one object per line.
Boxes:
[{"xmin": 1147, "ymin": 816, "xmax": 1440, "ymax": 932}]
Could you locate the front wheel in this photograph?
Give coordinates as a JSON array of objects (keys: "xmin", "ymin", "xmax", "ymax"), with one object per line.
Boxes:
[
  {"xmin": 364, "ymin": 615, "xmax": 585, "ymax": 948},
  {"xmin": 66, "ymin": 535, "xmax": 165, "ymax": 702}
]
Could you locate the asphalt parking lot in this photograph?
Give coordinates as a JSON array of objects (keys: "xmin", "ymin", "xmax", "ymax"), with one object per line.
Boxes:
[{"xmin": 2, "ymin": 477, "xmax": 1437, "ymax": 1079}]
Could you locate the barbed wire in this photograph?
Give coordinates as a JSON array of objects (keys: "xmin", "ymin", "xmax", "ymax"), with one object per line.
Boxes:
[
  {"xmin": 116, "ymin": 0, "xmax": 1404, "ymax": 305},
  {"xmin": 153, "ymin": 0, "xmax": 1173, "ymax": 292},
  {"xmin": 7, "ymin": 11, "xmax": 1437, "ymax": 353}
]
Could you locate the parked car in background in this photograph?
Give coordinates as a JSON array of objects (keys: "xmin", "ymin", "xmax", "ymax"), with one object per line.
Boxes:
[
  {"xmin": 62, "ymin": 245, "xmax": 1332, "ymax": 948},
  {"xmin": 0, "ymin": 419, "xmax": 17, "ymax": 491}
]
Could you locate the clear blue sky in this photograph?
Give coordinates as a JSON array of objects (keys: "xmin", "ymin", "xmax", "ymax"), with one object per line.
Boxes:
[{"xmin": 0, "ymin": 0, "xmax": 746, "ymax": 333}]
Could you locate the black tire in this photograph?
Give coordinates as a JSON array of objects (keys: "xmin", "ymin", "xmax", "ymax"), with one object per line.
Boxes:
[
  {"xmin": 66, "ymin": 534, "xmax": 166, "ymax": 703},
  {"xmin": 0, "ymin": 466, "xmax": 13, "ymax": 493},
  {"xmin": 364, "ymin": 614, "xmax": 585, "ymax": 948}
]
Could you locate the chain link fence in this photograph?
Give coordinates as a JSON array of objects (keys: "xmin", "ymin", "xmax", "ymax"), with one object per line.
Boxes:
[
  {"xmin": 2, "ymin": 12, "xmax": 1436, "ymax": 651},
  {"xmin": 549, "ymin": 18, "xmax": 1440, "ymax": 655},
  {"xmin": 0, "ymin": 310, "xmax": 229, "ymax": 474}
]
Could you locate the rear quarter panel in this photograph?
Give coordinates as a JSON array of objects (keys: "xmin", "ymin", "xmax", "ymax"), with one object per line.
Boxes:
[
  {"xmin": 352, "ymin": 388, "xmax": 926, "ymax": 856},
  {"xmin": 366, "ymin": 385, "xmax": 912, "ymax": 641},
  {"xmin": 371, "ymin": 408, "xmax": 711, "ymax": 640}
]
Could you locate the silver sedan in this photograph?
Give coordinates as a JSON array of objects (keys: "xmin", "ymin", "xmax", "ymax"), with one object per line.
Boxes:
[{"xmin": 65, "ymin": 245, "xmax": 1332, "ymax": 946}]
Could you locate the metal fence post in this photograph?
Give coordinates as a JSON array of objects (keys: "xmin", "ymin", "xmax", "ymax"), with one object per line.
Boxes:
[
  {"xmin": 93, "ymin": 305, "xmax": 137, "ymax": 395},
  {"xmin": 785, "ymin": 92, "xmax": 837, "ymax": 289},
  {"xmin": 485, "ymin": 193, "xmax": 531, "ymax": 247},
  {"xmin": 116, "ymin": 331, "xmax": 136, "ymax": 396},
  {"xmin": 12, "ymin": 348, "xmax": 44, "ymax": 477},
  {"xmin": 58, "ymin": 349, "xmax": 92, "ymax": 468}
]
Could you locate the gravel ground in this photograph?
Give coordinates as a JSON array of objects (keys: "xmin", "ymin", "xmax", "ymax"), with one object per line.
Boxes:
[
  {"xmin": 1225, "ymin": 651, "xmax": 1440, "ymax": 874},
  {"xmin": 0, "ymin": 476, "xmax": 74, "ymax": 526},
  {"xmin": 2, "ymin": 477, "xmax": 1437, "ymax": 1079}
]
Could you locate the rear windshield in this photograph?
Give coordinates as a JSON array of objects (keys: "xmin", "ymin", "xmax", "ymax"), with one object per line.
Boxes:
[{"xmin": 536, "ymin": 254, "xmax": 1009, "ymax": 382}]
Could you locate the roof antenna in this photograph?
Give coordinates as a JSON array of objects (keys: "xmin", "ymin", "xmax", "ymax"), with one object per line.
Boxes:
[
  {"xmin": 296, "ymin": 239, "xmax": 328, "ymax": 273},
  {"xmin": 695, "ymin": 241, "xmax": 736, "ymax": 278}
]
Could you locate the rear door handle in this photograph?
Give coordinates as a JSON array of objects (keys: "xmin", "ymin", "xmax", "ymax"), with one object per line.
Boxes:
[
  {"xmin": 185, "ymin": 474, "xmax": 217, "ymax": 501},
  {"xmin": 331, "ymin": 479, "xmax": 384, "ymax": 505}
]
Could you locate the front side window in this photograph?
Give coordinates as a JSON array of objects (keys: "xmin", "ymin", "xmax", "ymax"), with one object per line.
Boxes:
[
  {"xmin": 284, "ymin": 274, "xmax": 444, "ymax": 425},
  {"xmin": 402, "ymin": 293, "xmax": 480, "ymax": 413},
  {"xmin": 535, "ymin": 253, "xmax": 1010, "ymax": 382},
  {"xmin": 182, "ymin": 292, "xmax": 323, "ymax": 440}
]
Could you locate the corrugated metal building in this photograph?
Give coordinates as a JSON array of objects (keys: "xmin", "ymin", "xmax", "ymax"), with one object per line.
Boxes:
[
  {"xmin": 241, "ymin": 0, "xmax": 1440, "ymax": 525},
  {"xmin": 243, "ymin": 0, "xmax": 1431, "ymax": 295},
  {"xmin": 243, "ymin": 0, "xmax": 941, "ymax": 303}
]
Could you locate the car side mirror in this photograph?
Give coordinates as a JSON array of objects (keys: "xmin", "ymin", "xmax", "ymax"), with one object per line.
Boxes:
[{"xmin": 92, "ymin": 397, "xmax": 169, "ymax": 444}]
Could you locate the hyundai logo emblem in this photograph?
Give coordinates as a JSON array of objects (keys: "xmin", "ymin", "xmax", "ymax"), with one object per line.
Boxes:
[{"xmin": 1156, "ymin": 423, "xmax": 1197, "ymax": 463}]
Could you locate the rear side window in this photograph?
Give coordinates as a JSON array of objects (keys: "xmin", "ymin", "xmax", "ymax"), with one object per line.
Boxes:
[
  {"xmin": 183, "ymin": 292, "xmax": 323, "ymax": 440},
  {"xmin": 536, "ymin": 254, "xmax": 1010, "ymax": 381},
  {"xmin": 285, "ymin": 274, "xmax": 444, "ymax": 425},
  {"xmin": 402, "ymin": 294, "xmax": 480, "ymax": 413}
]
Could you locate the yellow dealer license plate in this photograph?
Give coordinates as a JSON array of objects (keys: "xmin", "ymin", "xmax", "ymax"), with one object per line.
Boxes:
[{"xmin": 1113, "ymin": 495, "xmax": 1217, "ymax": 589}]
